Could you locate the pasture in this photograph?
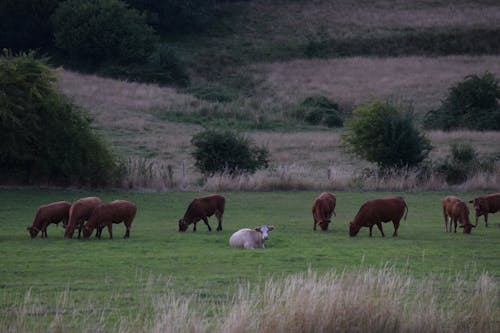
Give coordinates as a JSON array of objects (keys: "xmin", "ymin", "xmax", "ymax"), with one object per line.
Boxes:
[{"xmin": 0, "ymin": 190, "xmax": 499, "ymax": 331}]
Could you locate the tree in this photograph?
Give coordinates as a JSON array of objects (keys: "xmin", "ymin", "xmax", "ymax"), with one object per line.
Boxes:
[
  {"xmin": 343, "ymin": 99, "xmax": 431, "ymax": 169},
  {"xmin": 191, "ymin": 130, "xmax": 269, "ymax": 175},
  {"xmin": 424, "ymin": 72, "xmax": 500, "ymax": 130},
  {"xmin": 0, "ymin": 50, "xmax": 118, "ymax": 186}
]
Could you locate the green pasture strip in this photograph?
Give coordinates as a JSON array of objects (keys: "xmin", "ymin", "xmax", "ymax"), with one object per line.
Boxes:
[{"xmin": 0, "ymin": 190, "xmax": 498, "ymax": 310}]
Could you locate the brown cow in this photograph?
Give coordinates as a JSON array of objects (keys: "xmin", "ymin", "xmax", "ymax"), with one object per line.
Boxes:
[
  {"xmin": 349, "ymin": 197, "xmax": 408, "ymax": 237},
  {"xmin": 27, "ymin": 201, "xmax": 72, "ymax": 238},
  {"xmin": 312, "ymin": 192, "xmax": 336, "ymax": 231},
  {"xmin": 469, "ymin": 193, "xmax": 500, "ymax": 227},
  {"xmin": 442, "ymin": 196, "xmax": 475, "ymax": 234},
  {"xmin": 178, "ymin": 194, "xmax": 225, "ymax": 232},
  {"xmin": 64, "ymin": 197, "xmax": 102, "ymax": 239},
  {"xmin": 82, "ymin": 200, "xmax": 137, "ymax": 239}
]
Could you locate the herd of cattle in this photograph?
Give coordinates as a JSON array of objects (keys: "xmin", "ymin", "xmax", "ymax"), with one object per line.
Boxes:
[{"xmin": 26, "ymin": 192, "xmax": 500, "ymax": 248}]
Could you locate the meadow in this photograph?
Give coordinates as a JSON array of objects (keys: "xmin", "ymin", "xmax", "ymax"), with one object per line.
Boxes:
[{"xmin": 1, "ymin": 190, "xmax": 499, "ymax": 331}]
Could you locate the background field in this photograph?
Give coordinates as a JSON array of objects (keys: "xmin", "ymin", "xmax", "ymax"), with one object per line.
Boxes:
[{"xmin": 1, "ymin": 190, "xmax": 499, "ymax": 331}]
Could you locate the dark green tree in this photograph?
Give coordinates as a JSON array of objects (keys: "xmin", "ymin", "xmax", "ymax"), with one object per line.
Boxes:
[
  {"xmin": 191, "ymin": 130, "xmax": 269, "ymax": 175},
  {"xmin": 343, "ymin": 99, "xmax": 432, "ymax": 169},
  {"xmin": 424, "ymin": 72, "xmax": 500, "ymax": 130},
  {"xmin": 0, "ymin": 50, "xmax": 118, "ymax": 186}
]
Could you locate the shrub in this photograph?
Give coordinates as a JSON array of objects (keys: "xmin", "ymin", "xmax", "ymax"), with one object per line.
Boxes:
[
  {"xmin": 0, "ymin": 50, "xmax": 119, "ymax": 186},
  {"xmin": 191, "ymin": 130, "xmax": 269, "ymax": 175},
  {"xmin": 424, "ymin": 72, "xmax": 500, "ymax": 130},
  {"xmin": 125, "ymin": 0, "xmax": 217, "ymax": 34},
  {"xmin": 343, "ymin": 99, "xmax": 432, "ymax": 169},
  {"xmin": 290, "ymin": 96, "xmax": 343, "ymax": 127},
  {"xmin": 52, "ymin": 0, "xmax": 158, "ymax": 67},
  {"xmin": 0, "ymin": 0, "xmax": 62, "ymax": 51},
  {"xmin": 185, "ymin": 85, "xmax": 238, "ymax": 102}
]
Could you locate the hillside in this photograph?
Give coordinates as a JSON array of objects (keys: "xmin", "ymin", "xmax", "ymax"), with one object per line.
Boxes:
[{"xmin": 57, "ymin": 0, "xmax": 500, "ymax": 191}]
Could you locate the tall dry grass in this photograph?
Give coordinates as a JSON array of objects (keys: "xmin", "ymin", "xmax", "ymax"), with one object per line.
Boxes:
[{"xmin": 2, "ymin": 268, "xmax": 498, "ymax": 333}]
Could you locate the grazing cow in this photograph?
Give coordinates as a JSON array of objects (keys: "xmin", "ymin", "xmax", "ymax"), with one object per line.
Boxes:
[
  {"xmin": 312, "ymin": 192, "xmax": 336, "ymax": 231},
  {"xmin": 442, "ymin": 196, "xmax": 475, "ymax": 234},
  {"xmin": 178, "ymin": 194, "xmax": 225, "ymax": 232},
  {"xmin": 64, "ymin": 197, "xmax": 102, "ymax": 239},
  {"xmin": 82, "ymin": 200, "xmax": 137, "ymax": 239},
  {"xmin": 27, "ymin": 201, "xmax": 71, "ymax": 238},
  {"xmin": 469, "ymin": 193, "xmax": 500, "ymax": 227},
  {"xmin": 349, "ymin": 197, "xmax": 408, "ymax": 237},
  {"xmin": 229, "ymin": 225, "xmax": 274, "ymax": 249}
]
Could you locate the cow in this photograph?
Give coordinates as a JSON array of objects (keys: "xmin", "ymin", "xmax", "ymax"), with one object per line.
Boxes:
[
  {"xmin": 82, "ymin": 200, "xmax": 137, "ymax": 239},
  {"xmin": 442, "ymin": 196, "xmax": 475, "ymax": 234},
  {"xmin": 312, "ymin": 192, "xmax": 336, "ymax": 231},
  {"xmin": 229, "ymin": 225, "xmax": 274, "ymax": 249},
  {"xmin": 349, "ymin": 196, "xmax": 408, "ymax": 237},
  {"xmin": 64, "ymin": 197, "xmax": 102, "ymax": 239},
  {"xmin": 178, "ymin": 194, "xmax": 225, "ymax": 232},
  {"xmin": 469, "ymin": 193, "xmax": 500, "ymax": 227},
  {"xmin": 27, "ymin": 201, "xmax": 72, "ymax": 238}
]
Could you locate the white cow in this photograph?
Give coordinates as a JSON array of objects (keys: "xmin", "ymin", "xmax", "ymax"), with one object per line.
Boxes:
[{"xmin": 229, "ymin": 225, "xmax": 274, "ymax": 249}]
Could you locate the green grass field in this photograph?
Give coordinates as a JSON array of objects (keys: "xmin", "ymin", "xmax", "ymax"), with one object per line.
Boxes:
[{"xmin": 1, "ymin": 190, "xmax": 499, "ymax": 331}]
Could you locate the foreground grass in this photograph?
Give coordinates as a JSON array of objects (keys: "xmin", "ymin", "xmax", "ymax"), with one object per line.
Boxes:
[{"xmin": 0, "ymin": 190, "xmax": 499, "ymax": 331}]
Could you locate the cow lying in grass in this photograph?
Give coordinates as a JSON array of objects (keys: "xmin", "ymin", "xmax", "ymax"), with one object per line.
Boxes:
[
  {"xmin": 64, "ymin": 197, "xmax": 102, "ymax": 239},
  {"xmin": 229, "ymin": 225, "xmax": 274, "ymax": 249},
  {"xmin": 82, "ymin": 200, "xmax": 137, "ymax": 239},
  {"xmin": 442, "ymin": 196, "xmax": 475, "ymax": 234},
  {"xmin": 349, "ymin": 197, "xmax": 408, "ymax": 237},
  {"xmin": 27, "ymin": 201, "xmax": 72, "ymax": 238},
  {"xmin": 469, "ymin": 193, "xmax": 500, "ymax": 227},
  {"xmin": 178, "ymin": 194, "xmax": 225, "ymax": 232},
  {"xmin": 312, "ymin": 192, "xmax": 336, "ymax": 231}
]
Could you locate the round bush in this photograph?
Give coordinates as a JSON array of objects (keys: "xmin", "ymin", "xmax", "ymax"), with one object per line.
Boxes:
[
  {"xmin": 0, "ymin": 50, "xmax": 119, "ymax": 186},
  {"xmin": 290, "ymin": 96, "xmax": 343, "ymax": 127},
  {"xmin": 424, "ymin": 72, "xmax": 500, "ymax": 130},
  {"xmin": 343, "ymin": 99, "xmax": 432, "ymax": 169},
  {"xmin": 52, "ymin": 0, "xmax": 158, "ymax": 66},
  {"xmin": 191, "ymin": 130, "xmax": 269, "ymax": 175}
]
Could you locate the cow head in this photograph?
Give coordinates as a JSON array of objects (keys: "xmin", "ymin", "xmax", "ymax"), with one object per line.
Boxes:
[
  {"xmin": 64, "ymin": 226, "xmax": 74, "ymax": 239},
  {"xmin": 349, "ymin": 222, "xmax": 360, "ymax": 237},
  {"xmin": 319, "ymin": 219, "xmax": 331, "ymax": 231},
  {"xmin": 469, "ymin": 198, "xmax": 486, "ymax": 213},
  {"xmin": 27, "ymin": 226, "xmax": 39, "ymax": 238},
  {"xmin": 82, "ymin": 225, "xmax": 93, "ymax": 239},
  {"xmin": 255, "ymin": 225, "xmax": 274, "ymax": 240},
  {"xmin": 459, "ymin": 223, "xmax": 476, "ymax": 234},
  {"xmin": 178, "ymin": 219, "xmax": 189, "ymax": 232}
]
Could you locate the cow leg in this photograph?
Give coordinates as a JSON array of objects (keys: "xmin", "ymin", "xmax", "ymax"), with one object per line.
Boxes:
[
  {"xmin": 193, "ymin": 222, "xmax": 197, "ymax": 232},
  {"xmin": 453, "ymin": 218, "xmax": 457, "ymax": 233},
  {"xmin": 392, "ymin": 220, "xmax": 400, "ymax": 237},
  {"xmin": 124, "ymin": 220, "xmax": 131, "ymax": 239},
  {"xmin": 202, "ymin": 217, "xmax": 212, "ymax": 231},
  {"xmin": 369, "ymin": 225, "xmax": 373, "ymax": 237},
  {"xmin": 376, "ymin": 222, "xmax": 385, "ymax": 237},
  {"xmin": 484, "ymin": 214, "xmax": 489, "ymax": 227},
  {"xmin": 107, "ymin": 225, "xmax": 113, "ymax": 239},
  {"xmin": 215, "ymin": 211, "xmax": 223, "ymax": 231},
  {"xmin": 443, "ymin": 211, "xmax": 449, "ymax": 232}
]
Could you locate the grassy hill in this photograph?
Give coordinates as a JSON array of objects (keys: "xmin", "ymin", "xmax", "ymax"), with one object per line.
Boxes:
[{"xmin": 57, "ymin": 0, "xmax": 500, "ymax": 191}]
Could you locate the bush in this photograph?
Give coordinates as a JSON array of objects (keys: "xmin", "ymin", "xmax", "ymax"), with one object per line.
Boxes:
[
  {"xmin": 424, "ymin": 72, "xmax": 500, "ymax": 130},
  {"xmin": 0, "ymin": 50, "xmax": 119, "ymax": 186},
  {"xmin": 125, "ymin": 0, "xmax": 217, "ymax": 34},
  {"xmin": 191, "ymin": 130, "xmax": 269, "ymax": 175},
  {"xmin": 343, "ymin": 99, "xmax": 432, "ymax": 169},
  {"xmin": 0, "ymin": 0, "xmax": 62, "ymax": 52},
  {"xmin": 52, "ymin": 0, "xmax": 158, "ymax": 67},
  {"xmin": 290, "ymin": 96, "xmax": 343, "ymax": 127}
]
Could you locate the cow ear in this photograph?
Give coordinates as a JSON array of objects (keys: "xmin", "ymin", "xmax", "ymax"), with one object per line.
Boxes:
[
  {"xmin": 255, "ymin": 227, "xmax": 261, "ymax": 232},
  {"xmin": 268, "ymin": 225, "xmax": 274, "ymax": 231}
]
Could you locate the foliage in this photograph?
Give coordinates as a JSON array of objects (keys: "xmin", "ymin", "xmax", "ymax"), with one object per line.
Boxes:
[
  {"xmin": 290, "ymin": 95, "xmax": 343, "ymax": 127},
  {"xmin": 0, "ymin": 50, "xmax": 119, "ymax": 186},
  {"xmin": 191, "ymin": 130, "xmax": 269, "ymax": 175},
  {"xmin": 343, "ymin": 99, "xmax": 432, "ymax": 169},
  {"xmin": 125, "ymin": 0, "xmax": 217, "ymax": 33},
  {"xmin": 185, "ymin": 85, "xmax": 238, "ymax": 103},
  {"xmin": 424, "ymin": 73, "xmax": 500, "ymax": 130},
  {"xmin": 101, "ymin": 44, "xmax": 190, "ymax": 86},
  {"xmin": 435, "ymin": 143, "xmax": 496, "ymax": 185},
  {"xmin": 52, "ymin": 0, "xmax": 158, "ymax": 67},
  {"xmin": 0, "ymin": 0, "xmax": 62, "ymax": 51}
]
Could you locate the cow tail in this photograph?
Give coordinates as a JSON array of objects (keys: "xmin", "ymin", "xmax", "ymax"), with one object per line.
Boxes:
[{"xmin": 404, "ymin": 202, "xmax": 408, "ymax": 221}]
